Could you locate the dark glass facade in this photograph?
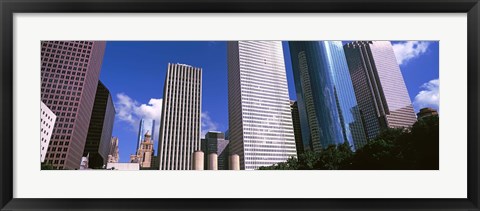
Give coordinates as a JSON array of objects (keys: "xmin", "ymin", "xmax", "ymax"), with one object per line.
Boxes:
[
  {"xmin": 290, "ymin": 101, "xmax": 304, "ymax": 155},
  {"xmin": 289, "ymin": 41, "xmax": 367, "ymax": 151},
  {"xmin": 201, "ymin": 132, "xmax": 230, "ymax": 170},
  {"xmin": 83, "ymin": 81, "xmax": 115, "ymax": 169}
]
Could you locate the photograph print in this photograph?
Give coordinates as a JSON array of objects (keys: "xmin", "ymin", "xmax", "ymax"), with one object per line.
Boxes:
[{"xmin": 40, "ymin": 40, "xmax": 439, "ymax": 170}]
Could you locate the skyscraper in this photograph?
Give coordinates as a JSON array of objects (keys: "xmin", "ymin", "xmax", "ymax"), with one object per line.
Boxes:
[
  {"xmin": 41, "ymin": 41, "xmax": 106, "ymax": 170},
  {"xmin": 137, "ymin": 119, "xmax": 155, "ymax": 152},
  {"xmin": 289, "ymin": 41, "xmax": 367, "ymax": 151},
  {"xmin": 83, "ymin": 81, "xmax": 115, "ymax": 169},
  {"xmin": 108, "ymin": 137, "xmax": 119, "ymax": 163},
  {"xmin": 41, "ymin": 102, "xmax": 57, "ymax": 163},
  {"xmin": 227, "ymin": 41, "xmax": 297, "ymax": 170},
  {"xmin": 201, "ymin": 131, "xmax": 230, "ymax": 170},
  {"xmin": 158, "ymin": 63, "xmax": 202, "ymax": 170},
  {"xmin": 290, "ymin": 101, "xmax": 304, "ymax": 155},
  {"xmin": 344, "ymin": 41, "xmax": 417, "ymax": 140}
]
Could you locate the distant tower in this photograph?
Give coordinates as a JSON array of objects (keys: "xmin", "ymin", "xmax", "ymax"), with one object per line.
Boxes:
[
  {"xmin": 108, "ymin": 137, "xmax": 119, "ymax": 163},
  {"xmin": 134, "ymin": 131, "xmax": 154, "ymax": 168},
  {"xmin": 41, "ymin": 41, "xmax": 106, "ymax": 170},
  {"xmin": 137, "ymin": 119, "xmax": 155, "ymax": 152},
  {"xmin": 344, "ymin": 41, "xmax": 417, "ymax": 139},
  {"xmin": 158, "ymin": 63, "xmax": 202, "ymax": 170},
  {"xmin": 228, "ymin": 41, "xmax": 297, "ymax": 170}
]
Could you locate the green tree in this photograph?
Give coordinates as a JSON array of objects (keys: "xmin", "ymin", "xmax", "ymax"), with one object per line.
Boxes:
[
  {"xmin": 258, "ymin": 116, "xmax": 439, "ymax": 170},
  {"xmin": 41, "ymin": 163, "xmax": 54, "ymax": 170},
  {"xmin": 318, "ymin": 142, "xmax": 354, "ymax": 170}
]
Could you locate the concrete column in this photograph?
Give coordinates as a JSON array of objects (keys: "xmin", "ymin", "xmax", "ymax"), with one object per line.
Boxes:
[
  {"xmin": 208, "ymin": 153, "xmax": 218, "ymax": 170},
  {"xmin": 229, "ymin": 154, "xmax": 240, "ymax": 170},
  {"xmin": 192, "ymin": 151, "xmax": 204, "ymax": 170}
]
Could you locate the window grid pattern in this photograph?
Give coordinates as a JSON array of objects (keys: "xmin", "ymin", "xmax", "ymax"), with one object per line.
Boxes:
[
  {"xmin": 344, "ymin": 41, "xmax": 417, "ymax": 140},
  {"xmin": 228, "ymin": 41, "xmax": 297, "ymax": 170},
  {"xmin": 41, "ymin": 41, "xmax": 106, "ymax": 169}
]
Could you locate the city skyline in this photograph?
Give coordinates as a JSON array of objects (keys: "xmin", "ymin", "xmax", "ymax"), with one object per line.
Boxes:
[
  {"xmin": 98, "ymin": 41, "xmax": 438, "ymax": 163},
  {"xmin": 100, "ymin": 41, "xmax": 439, "ymax": 162}
]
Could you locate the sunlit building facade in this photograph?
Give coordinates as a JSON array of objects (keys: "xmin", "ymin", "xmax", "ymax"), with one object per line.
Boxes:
[
  {"xmin": 41, "ymin": 102, "xmax": 57, "ymax": 163},
  {"xmin": 228, "ymin": 41, "xmax": 297, "ymax": 170},
  {"xmin": 344, "ymin": 41, "xmax": 417, "ymax": 140},
  {"xmin": 158, "ymin": 63, "xmax": 202, "ymax": 170},
  {"xmin": 137, "ymin": 119, "xmax": 155, "ymax": 152}
]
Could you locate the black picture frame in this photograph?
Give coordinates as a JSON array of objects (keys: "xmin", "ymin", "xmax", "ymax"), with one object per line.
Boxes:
[{"xmin": 1, "ymin": 0, "xmax": 479, "ymax": 210}]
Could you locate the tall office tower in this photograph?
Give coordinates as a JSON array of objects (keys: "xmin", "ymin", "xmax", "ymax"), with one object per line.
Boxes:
[
  {"xmin": 201, "ymin": 131, "xmax": 230, "ymax": 170},
  {"xmin": 289, "ymin": 41, "xmax": 367, "ymax": 151},
  {"xmin": 41, "ymin": 41, "xmax": 106, "ymax": 169},
  {"xmin": 290, "ymin": 101, "xmax": 304, "ymax": 155},
  {"xmin": 83, "ymin": 81, "xmax": 115, "ymax": 169},
  {"xmin": 41, "ymin": 102, "xmax": 57, "ymax": 163},
  {"xmin": 227, "ymin": 41, "xmax": 297, "ymax": 170},
  {"xmin": 158, "ymin": 63, "xmax": 202, "ymax": 170},
  {"xmin": 137, "ymin": 119, "xmax": 155, "ymax": 152},
  {"xmin": 107, "ymin": 137, "xmax": 119, "ymax": 163},
  {"xmin": 343, "ymin": 41, "xmax": 417, "ymax": 140}
]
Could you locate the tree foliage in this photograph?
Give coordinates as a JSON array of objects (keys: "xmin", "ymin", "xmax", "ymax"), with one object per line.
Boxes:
[{"xmin": 258, "ymin": 116, "xmax": 439, "ymax": 170}]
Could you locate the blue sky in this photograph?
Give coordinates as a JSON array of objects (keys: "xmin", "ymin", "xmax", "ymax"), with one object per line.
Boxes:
[{"xmin": 99, "ymin": 41, "xmax": 439, "ymax": 162}]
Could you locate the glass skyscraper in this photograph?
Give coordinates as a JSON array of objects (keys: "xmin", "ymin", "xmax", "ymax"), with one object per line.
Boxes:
[
  {"xmin": 343, "ymin": 41, "xmax": 417, "ymax": 140},
  {"xmin": 137, "ymin": 119, "xmax": 155, "ymax": 152},
  {"xmin": 289, "ymin": 41, "xmax": 367, "ymax": 151}
]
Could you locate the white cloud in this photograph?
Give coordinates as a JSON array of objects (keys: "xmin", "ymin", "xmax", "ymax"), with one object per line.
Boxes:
[
  {"xmin": 413, "ymin": 79, "xmax": 439, "ymax": 112},
  {"xmin": 114, "ymin": 93, "xmax": 162, "ymax": 140},
  {"xmin": 201, "ymin": 111, "xmax": 219, "ymax": 137},
  {"xmin": 392, "ymin": 41, "xmax": 430, "ymax": 65},
  {"xmin": 116, "ymin": 93, "xmax": 220, "ymax": 140}
]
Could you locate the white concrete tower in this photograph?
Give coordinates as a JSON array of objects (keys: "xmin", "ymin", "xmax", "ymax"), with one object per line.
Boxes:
[{"xmin": 158, "ymin": 63, "xmax": 202, "ymax": 170}]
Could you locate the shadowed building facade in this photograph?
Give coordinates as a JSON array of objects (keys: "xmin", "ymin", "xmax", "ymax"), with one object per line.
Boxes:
[
  {"xmin": 290, "ymin": 101, "xmax": 304, "ymax": 155},
  {"xmin": 41, "ymin": 41, "xmax": 106, "ymax": 169},
  {"xmin": 228, "ymin": 41, "xmax": 297, "ymax": 170},
  {"xmin": 344, "ymin": 41, "xmax": 417, "ymax": 140},
  {"xmin": 83, "ymin": 81, "xmax": 116, "ymax": 169},
  {"xmin": 158, "ymin": 63, "xmax": 202, "ymax": 170},
  {"xmin": 289, "ymin": 41, "xmax": 367, "ymax": 151},
  {"xmin": 201, "ymin": 131, "xmax": 230, "ymax": 170}
]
